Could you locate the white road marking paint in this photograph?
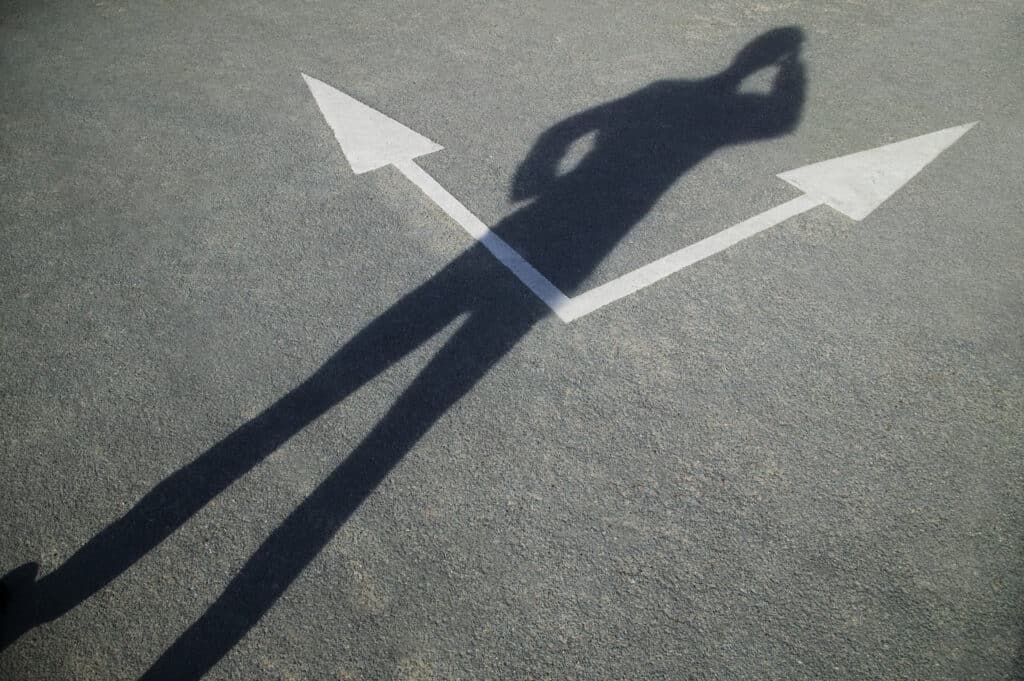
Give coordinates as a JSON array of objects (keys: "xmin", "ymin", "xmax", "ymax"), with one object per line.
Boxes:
[
  {"xmin": 394, "ymin": 159, "xmax": 575, "ymax": 319},
  {"xmin": 778, "ymin": 123, "xmax": 977, "ymax": 220},
  {"xmin": 301, "ymin": 73, "xmax": 442, "ymax": 174},
  {"xmin": 561, "ymin": 194, "xmax": 823, "ymax": 321},
  {"xmin": 303, "ymin": 75, "xmax": 976, "ymax": 323}
]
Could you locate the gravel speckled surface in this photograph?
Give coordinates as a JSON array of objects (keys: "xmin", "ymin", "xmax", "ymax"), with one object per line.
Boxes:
[{"xmin": 2, "ymin": 1, "xmax": 1022, "ymax": 679}]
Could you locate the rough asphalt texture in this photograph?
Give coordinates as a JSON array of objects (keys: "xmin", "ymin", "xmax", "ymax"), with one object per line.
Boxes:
[{"xmin": 1, "ymin": 1, "xmax": 1022, "ymax": 679}]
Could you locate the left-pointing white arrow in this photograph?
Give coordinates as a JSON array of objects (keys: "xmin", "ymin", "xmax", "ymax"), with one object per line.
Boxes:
[
  {"xmin": 302, "ymin": 73, "xmax": 443, "ymax": 174},
  {"xmin": 304, "ymin": 74, "xmax": 976, "ymax": 323},
  {"xmin": 777, "ymin": 122, "xmax": 977, "ymax": 220},
  {"xmin": 303, "ymin": 73, "xmax": 574, "ymax": 317}
]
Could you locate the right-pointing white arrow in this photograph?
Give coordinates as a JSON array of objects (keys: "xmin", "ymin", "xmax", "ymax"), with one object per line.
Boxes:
[
  {"xmin": 777, "ymin": 122, "xmax": 977, "ymax": 220},
  {"xmin": 565, "ymin": 122, "xmax": 978, "ymax": 321},
  {"xmin": 303, "ymin": 74, "xmax": 976, "ymax": 323}
]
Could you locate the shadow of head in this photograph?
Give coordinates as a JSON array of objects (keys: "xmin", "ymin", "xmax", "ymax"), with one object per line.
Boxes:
[{"xmin": 720, "ymin": 26, "xmax": 805, "ymax": 88}]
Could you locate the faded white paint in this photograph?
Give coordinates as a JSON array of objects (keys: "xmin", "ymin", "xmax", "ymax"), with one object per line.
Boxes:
[
  {"xmin": 304, "ymin": 74, "xmax": 976, "ymax": 323},
  {"xmin": 560, "ymin": 194, "xmax": 823, "ymax": 321},
  {"xmin": 394, "ymin": 159, "xmax": 575, "ymax": 319},
  {"xmin": 778, "ymin": 123, "xmax": 977, "ymax": 220},
  {"xmin": 302, "ymin": 73, "xmax": 442, "ymax": 174}
]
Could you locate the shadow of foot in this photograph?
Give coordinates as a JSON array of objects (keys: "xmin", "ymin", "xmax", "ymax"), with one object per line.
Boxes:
[{"xmin": 0, "ymin": 562, "xmax": 40, "ymax": 648}]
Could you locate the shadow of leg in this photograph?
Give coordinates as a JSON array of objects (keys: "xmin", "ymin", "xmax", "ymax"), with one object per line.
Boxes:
[
  {"xmin": 138, "ymin": 305, "xmax": 537, "ymax": 680},
  {"xmin": 0, "ymin": 261, "xmax": 472, "ymax": 650}
]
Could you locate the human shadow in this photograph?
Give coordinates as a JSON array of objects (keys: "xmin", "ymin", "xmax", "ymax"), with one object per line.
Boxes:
[{"xmin": 1, "ymin": 27, "xmax": 806, "ymax": 678}]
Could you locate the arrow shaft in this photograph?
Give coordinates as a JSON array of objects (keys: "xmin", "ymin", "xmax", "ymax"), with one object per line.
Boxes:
[
  {"xmin": 395, "ymin": 159, "xmax": 574, "ymax": 318},
  {"xmin": 398, "ymin": 158, "xmax": 823, "ymax": 323},
  {"xmin": 562, "ymin": 193, "xmax": 822, "ymax": 321}
]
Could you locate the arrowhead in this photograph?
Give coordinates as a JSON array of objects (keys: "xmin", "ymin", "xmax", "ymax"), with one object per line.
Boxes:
[
  {"xmin": 302, "ymin": 73, "xmax": 443, "ymax": 174},
  {"xmin": 777, "ymin": 122, "xmax": 977, "ymax": 220}
]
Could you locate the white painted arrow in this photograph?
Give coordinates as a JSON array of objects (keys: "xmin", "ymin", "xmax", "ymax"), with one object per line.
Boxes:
[
  {"xmin": 303, "ymin": 74, "xmax": 975, "ymax": 323},
  {"xmin": 302, "ymin": 74, "xmax": 442, "ymax": 174},
  {"xmin": 777, "ymin": 122, "xmax": 977, "ymax": 220}
]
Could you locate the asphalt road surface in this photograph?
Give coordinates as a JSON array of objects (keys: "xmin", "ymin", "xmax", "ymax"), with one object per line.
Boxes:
[{"xmin": 2, "ymin": 1, "xmax": 1022, "ymax": 679}]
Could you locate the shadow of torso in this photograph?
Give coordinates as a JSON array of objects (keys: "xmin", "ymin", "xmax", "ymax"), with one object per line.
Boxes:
[{"xmin": 494, "ymin": 74, "xmax": 805, "ymax": 294}]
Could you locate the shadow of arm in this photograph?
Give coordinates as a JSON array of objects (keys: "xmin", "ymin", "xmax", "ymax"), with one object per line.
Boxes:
[
  {"xmin": 510, "ymin": 102, "xmax": 611, "ymax": 201},
  {"xmin": 734, "ymin": 56, "xmax": 807, "ymax": 140}
]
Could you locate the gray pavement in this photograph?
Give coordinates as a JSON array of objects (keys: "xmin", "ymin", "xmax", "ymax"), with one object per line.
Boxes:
[{"xmin": 1, "ymin": 1, "xmax": 1022, "ymax": 679}]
